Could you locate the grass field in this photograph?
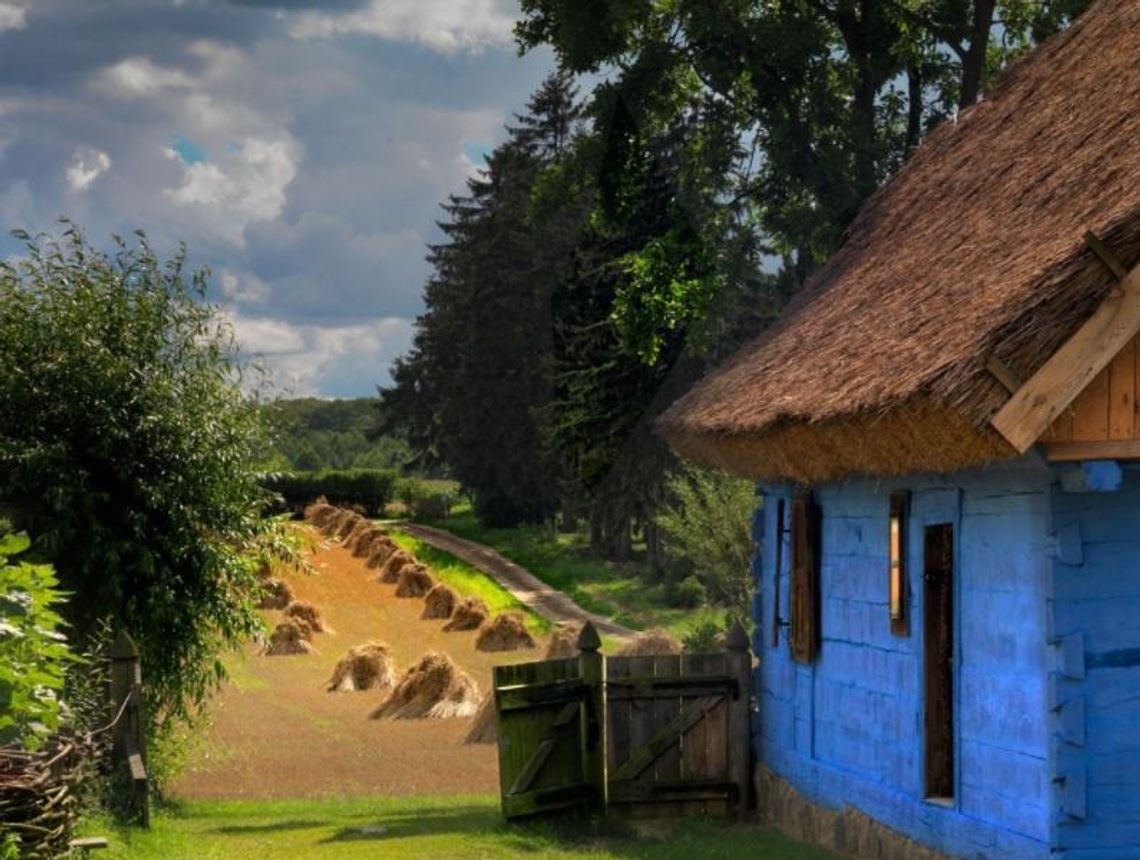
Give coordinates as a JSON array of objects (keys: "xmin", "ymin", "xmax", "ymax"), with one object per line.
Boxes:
[
  {"xmin": 426, "ymin": 507, "xmax": 725, "ymax": 640},
  {"xmin": 77, "ymin": 795, "xmax": 838, "ymax": 859}
]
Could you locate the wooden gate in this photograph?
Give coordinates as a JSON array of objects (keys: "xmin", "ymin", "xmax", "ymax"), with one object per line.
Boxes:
[
  {"xmin": 493, "ymin": 625, "xmax": 606, "ymax": 819},
  {"xmin": 494, "ymin": 621, "xmax": 751, "ymax": 820}
]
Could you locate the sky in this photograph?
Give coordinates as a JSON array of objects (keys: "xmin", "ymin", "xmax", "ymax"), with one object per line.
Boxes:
[{"xmin": 0, "ymin": 0, "xmax": 555, "ymax": 397}]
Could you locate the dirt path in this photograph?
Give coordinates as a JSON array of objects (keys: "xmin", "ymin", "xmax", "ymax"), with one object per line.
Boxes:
[
  {"xmin": 174, "ymin": 527, "xmax": 546, "ymax": 800},
  {"xmin": 395, "ymin": 522, "xmax": 635, "ymax": 639}
]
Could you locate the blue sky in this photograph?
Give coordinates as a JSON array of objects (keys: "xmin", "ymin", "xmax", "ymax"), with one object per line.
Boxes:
[{"xmin": 0, "ymin": 0, "xmax": 553, "ymax": 396}]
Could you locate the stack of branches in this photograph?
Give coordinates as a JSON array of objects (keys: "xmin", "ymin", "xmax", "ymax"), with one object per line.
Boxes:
[{"xmin": 0, "ymin": 732, "xmax": 104, "ymax": 858}]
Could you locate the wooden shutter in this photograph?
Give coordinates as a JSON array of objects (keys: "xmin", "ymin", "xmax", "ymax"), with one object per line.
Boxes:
[
  {"xmin": 889, "ymin": 492, "xmax": 910, "ymax": 637},
  {"xmin": 790, "ymin": 491, "xmax": 820, "ymax": 663}
]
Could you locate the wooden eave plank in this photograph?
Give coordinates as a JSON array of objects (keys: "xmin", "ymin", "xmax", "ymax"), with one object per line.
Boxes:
[
  {"xmin": 991, "ymin": 262, "xmax": 1140, "ymax": 452},
  {"xmin": 1041, "ymin": 439, "xmax": 1140, "ymax": 461}
]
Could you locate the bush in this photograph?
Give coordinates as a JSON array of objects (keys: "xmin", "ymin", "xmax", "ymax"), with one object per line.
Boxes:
[
  {"xmin": 0, "ymin": 532, "xmax": 76, "ymax": 750},
  {"xmin": 655, "ymin": 466, "xmax": 757, "ymax": 617},
  {"xmin": 671, "ymin": 574, "xmax": 707, "ymax": 609},
  {"xmin": 397, "ymin": 478, "xmax": 456, "ymax": 521},
  {"xmin": 263, "ymin": 469, "xmax": 397, "ymax": 517},
  {"xmin": 681, "ymin": 619, "xmax": 723, "ymax": 652},
  {"xmin": 0, "ymin": 226, "xmax": 270, "ymax": 729}
]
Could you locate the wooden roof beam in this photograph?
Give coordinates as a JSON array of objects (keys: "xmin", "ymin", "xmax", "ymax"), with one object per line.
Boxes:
[{"xmin": 991, "ymin": 253, "xmax": 1140, "ymax": 453}]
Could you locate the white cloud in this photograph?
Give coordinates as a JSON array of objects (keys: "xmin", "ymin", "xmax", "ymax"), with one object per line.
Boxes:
[
  {"xmin": 95, "ymin": 57, "xmax": 193, "ymax": 98},
  {"xmin": 289, "ymin": 0, "xmax": 517, "ymax": 53},
  {"xmin": 0, "ymin": 3, "xmax": 26, "ymax": 35},
  {"xmin": 226, "ymin": 312, "xmax": 414, "ymax": 396},
  {"xmin": 219, "ymin": 268, "xmax": 271, "ymax": 304},
  {"xmin": 65, "ymin": 147, "xmax": 111, "ymax": 192},
  {"xmin": 164, "ymin": 137, "xmax": 299, "ymax": 243}
]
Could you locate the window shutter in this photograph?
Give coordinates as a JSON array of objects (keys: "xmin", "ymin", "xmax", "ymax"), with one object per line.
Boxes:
[{"xmin": 790, "ymin": 491, "xmax": 820, "ymax": 663}]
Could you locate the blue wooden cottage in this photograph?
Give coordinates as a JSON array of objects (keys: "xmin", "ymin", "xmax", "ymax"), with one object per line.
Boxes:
[{"xmin": 659, "ymin": 2, "xmax": 1140, "ymax": 857}]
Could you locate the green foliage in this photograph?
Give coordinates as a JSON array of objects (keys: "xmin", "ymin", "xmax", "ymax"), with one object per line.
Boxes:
[
  {"xmin": 0, "ymin": 225, "xmax": 270, "ymax": 728},
  {"xmin": 262, "ymin": 469, "xmax": 398, "ymax": 517},
  {"xmin": 263, "ymin": 397, "xmax": 410, "ymax": 472},
  {"xmin": 671, "ymin": 574, "xmax": 706, "ymax": 610},
  {"xmin": 396, "ymin": 479, "xmax": 456, "ymax": 522},
  {"xmin": 680, "ymin": 618, "xmax": 722, "ymax": 652},
  {"xmin": 0, "ymin": 532, "xmax": 76, "ymax": 750},
  {"xmin": 655, "ymin": 468, "xmax": 756, "ymax": 617}
]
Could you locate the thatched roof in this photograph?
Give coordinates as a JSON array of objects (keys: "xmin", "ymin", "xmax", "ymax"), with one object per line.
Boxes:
[{"xmin": 659, "ymin": 0, "xmax": 1140, "ymax": 483}]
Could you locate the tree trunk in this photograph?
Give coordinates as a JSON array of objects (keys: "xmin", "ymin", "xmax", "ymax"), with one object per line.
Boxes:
[
  {"xmin": 959, "ymin": 0, "xmax": 996, "ymax": 107},
  {"xmin": 906, "ymin": 62, "xmax": 923, "ymax": 153}
]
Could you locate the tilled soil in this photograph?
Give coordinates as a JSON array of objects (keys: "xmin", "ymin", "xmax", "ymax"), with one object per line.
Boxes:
[{"xmin": 174, "ymin": 527, "xmax": 541, "ymax": 799}]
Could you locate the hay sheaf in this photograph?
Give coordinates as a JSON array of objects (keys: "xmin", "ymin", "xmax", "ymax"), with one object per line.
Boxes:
[
  {"xmin": 544, "ymin": 622, "xmax": 583, "ymax": 659},
  {"xmin": 350, "ymin": 528, "xmax": 386, "ymax": 558},
  {"xmin": 326, "ymin": 641, "xmax": 396, "ymax": 693},
  {"xmin": 370, "ymin": 652, "xmax": 479, "ymax": 720},
  {"xmin": 304, "ymin": 499, "xmax": 336, "ymax": 527},
  {"xmin": 264, "ymin": 620, "xmax": 314, "ymax": 656},
  {"xmin": 475, "ymin": 612, "xmax": 537, "ymax": 652},
  {"xmin": 616, "ymin": 628, "xmax": 682, "ymax": 657},
  {"xmin": 395, "ymin": 565, "xmax": 436, "ymax": 598},
  {"xmin": 422, "ymin": 583, "xmax": 457, "ymax": 620},
  {"xmin": 657, "ymin": 0, "xmax": 1140, "ymax": 482},
  {"xmin": 258, "ymin": 578, "xmax": 293, "ymax": 610},
  {"xmin": 324, "ymin": 509, "xmax": 355, "ymax": 537},
  {"xmin": 284, "ymin": 600, "xmax": 328, "ymax": 634},
  {"xmin": 365, "ymin": 538, "xmax": 398, "ymax": 569},
  {"xmin": 338, "ymin": 515, "xmax": 368, "ymax": 543},
  {"xmin": 378, "ymin": 550, "xmax": 415, "ymax": 584},
  {"xmin": 463, "ymin": 693, "xmax": 497, "ymax": 744},
  {"xmin": 442, "ymin": 597, "xmax": 489, "ymax": 632}
]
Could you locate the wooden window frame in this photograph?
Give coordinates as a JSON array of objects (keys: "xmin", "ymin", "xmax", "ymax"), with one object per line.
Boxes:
[
  {"xmin": 889, "ymin": 492, "xmax": 910, "ymax": 637},
  {"xmin": 790, "ymin": 491, "xmax": 820, "ymax": 663}
]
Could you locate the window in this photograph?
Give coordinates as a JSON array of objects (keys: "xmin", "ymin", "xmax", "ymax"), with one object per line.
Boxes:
[
  {"xmin": 889, "ymin": 492, "xmax": 909, "ymax": 636},
  {"xmin": 790, "ymin": 491, "xmax": 820, "ymax": 663}
]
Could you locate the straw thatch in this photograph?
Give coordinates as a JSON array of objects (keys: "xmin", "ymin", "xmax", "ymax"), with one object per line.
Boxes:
[
  {"xmin": 284, "ymin": 600, "xmax": 327, "ymax": 633},
  {"xmin": 422, "ymin": 583, "xmax": 458, "ymax": 619},
  {"xmin": 264, "ymin": 620, "xmax": 314, "ymax": 656},
  {"xmin": 544, "ymin": 622, "xmax": 583, "ymax": 659},
  {"xmin": 369, "ymin": 652, "xmax": 480, "ymax": 719},
  {"xmin": 442, "ymin": 597, "xmax": 489, "ymax": 632},
  {"xmin": 395, "ymin": 565, "xmax": 436, "ymax": 598},
  {"xmin": 475, "ymin": 612, "xmax": 537, "ymax": 652},
  {"xmin": 326, "ymin": 641, "xmax": 396, "ymax": 692},
  {"xmin": 378, "ymin": 550, "xmax": 415, "ymax": 584},
  {"xmin": 463, "ymin": 693, "xmax": 497, "ymax": 744},
  {"xmin": 658, "ymin": 0, "xmax": 1140, "ymax": 483},
  {"xmin": 365, "ymin": 537, "xmax": 398, "ymax": 569},
  {"xmin": 258, "ymin": 578, "xmax": 293, "ymax": 610},
  {"xmin": 616, "ymin": 628, "xmax": 682, "ymax": 657}
]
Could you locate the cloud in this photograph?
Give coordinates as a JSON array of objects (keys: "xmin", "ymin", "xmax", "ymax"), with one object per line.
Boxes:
[
  {"xmin": 227, "ymin": 311, "xmax": 414, "ymax": 395},
  {"xmin": 288, "ymin": 0, "xmax": 517, "ymax": 53},
  {"xmin": 0, "ymin": 3, "xmax": 26, "ymax": 34},
  {"xmin": 219, "ymin": 267, "xmax": 271, "ymax": 303},
  {"xmin": 65, "ymin": 147, "xmax": 111, "ymax": 191},
  {"xmin": 96, "ymin": 57, "xmax": 194, "ymax": 98}
]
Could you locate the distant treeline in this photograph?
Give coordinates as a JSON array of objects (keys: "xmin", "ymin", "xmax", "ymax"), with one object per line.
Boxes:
[{"xmin": 262, "ymin": 397, "xmax": 410, "ymax": 473}]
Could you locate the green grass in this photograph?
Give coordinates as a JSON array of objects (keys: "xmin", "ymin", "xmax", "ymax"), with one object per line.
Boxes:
[
  {"xmin": 423, "ymin": 508, "xmax": 725, "ymax": 641},
  {"xmin": 387, "ymin": 531, "xmax": 552, "ymax": 636},
  {"xmin": 75, "ymin": 795, "xmax": 838, "ymax": 859}
]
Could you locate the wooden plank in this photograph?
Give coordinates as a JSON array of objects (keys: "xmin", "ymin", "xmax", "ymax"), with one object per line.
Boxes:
[
  {"xmin": 1042, "ymin": 439, "xmax": 1140, "ymax": 461},
  {"xmin": 502, "ymin": 783, "xmax": 593, "ymax": 819},
  {"xmin": 991, "ymin": 261, "xmax": 1140, "ymax": 452},
  {"xmin": 772, "ymin": 498, "xmax": 784, "ymax": 648},
  {"xmin": 1085, "ymin": 230, "xmax": 1128, "ymax": 280},
  {"xmin": 609, "ymin": 696, "xmax": 723, "ymax": 782},
  {"xmin": 1047, "ymin": 405, "xmax": 1076, "ymax": 441},
  {"xmin": 606, "ymin": 678, "xmax": 736, "ymax": 700},
  {"xmin": 1070, "ymin": 366, "xmax": 1109, "ymax": 440},
  {"xmin": 608, "ymin": 779, "xmax": 738, "ymax": 804},
  {"xmin": 725, "ymin": 622, "xmax": 752, "ymax": 818},
  {"xmin": 653, "ymin": 655, "xmax": 683, "ymax": 820},
  {"xmin": 508, "ymin": 701, "xmax": 579, "ymax": 794},
  {"xmin": 606, "ymin": 655, "xmax": 631, "ymax": 777},
  {"xmin": 622, "ymin": 656, "xmax": 658, "ymax": 788},
  {"xmin": 497, "ymin": 680, "xmax": 587, "ymax": 712},
  {"xmin": 682, "ymin": 652, "xmax": 721, "ymax": 816},
  {"xmin": 578, "ymin": 623, "xmax": 607, "ymax": 813},
  {"xmin": 985, "ymin": 356, "xmax": 1022, "ymax": 394},
  {"xmin": 1110, "ymin": 339, "xmax": 1136, "ymax": 439}
]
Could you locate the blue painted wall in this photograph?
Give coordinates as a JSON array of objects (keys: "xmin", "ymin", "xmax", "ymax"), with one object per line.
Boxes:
[
  {"xmin": 753, "ymin": 456, "xmax": 1056, "ymax": 858},
  {"xmin": 1050, "ymin": 463, "xmax": 1140, "ymax": 859}
]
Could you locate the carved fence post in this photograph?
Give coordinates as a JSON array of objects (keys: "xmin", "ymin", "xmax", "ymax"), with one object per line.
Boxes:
[
  {"xmin": 109, "ymin": 630, "xmax": 149, "ymax": 828},
  {"xmin": 577, "ymin": 622, "xmax": 608, "ymax": 815},
  {"xmin": 725, "ymin": 620, "xmax": 753, "ymax": 817}
]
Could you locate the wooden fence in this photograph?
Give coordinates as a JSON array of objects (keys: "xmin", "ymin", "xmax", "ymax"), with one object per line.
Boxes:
[{"xmin": 494, "ymin": 622, "xmax": 752, "ymax": 820}]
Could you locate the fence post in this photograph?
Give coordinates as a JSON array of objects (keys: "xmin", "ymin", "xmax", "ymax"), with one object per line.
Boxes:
[
  {"xmin": 725, "ymin": 620, "xmax": 752, "ymax": 817},
  {"xmin": 109, "ymin": 630, "xmax": 149, "ymax": 829},
  {"xmin": 577, "ymin": 622, "xmax": 607, "ymax": 815}
]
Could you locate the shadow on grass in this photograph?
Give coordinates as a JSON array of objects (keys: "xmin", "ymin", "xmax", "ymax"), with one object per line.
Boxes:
[{"xmin": 213, "ymin": 819, "xmax": 329, "ymax": 835}]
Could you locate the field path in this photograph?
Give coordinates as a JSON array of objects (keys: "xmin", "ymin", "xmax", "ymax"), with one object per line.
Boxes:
[{"xmin": 395, "ymin": 522, "xmax": 635, "ymax": 639}]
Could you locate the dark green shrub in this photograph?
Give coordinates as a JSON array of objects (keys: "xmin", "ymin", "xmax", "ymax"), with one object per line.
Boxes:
[
  {"xmin": 671, "ymin": 574, "xmax": 707, "ymax": 609},
  {"xmin": 262, "ymin": 469, "xmax": 397, "ymax": 517},
  {"xmin": 396, "ymin": 478, "xmax": 455, "ymax": 521},
  {"xmin": 681, "ymin": 619, "xmax": 723, "ymax": 652}
]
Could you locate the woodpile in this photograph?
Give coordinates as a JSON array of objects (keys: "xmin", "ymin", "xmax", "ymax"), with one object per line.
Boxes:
[{"xmin": 0, "ymin": 734, "xmax": 102, "ymax": 858}]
